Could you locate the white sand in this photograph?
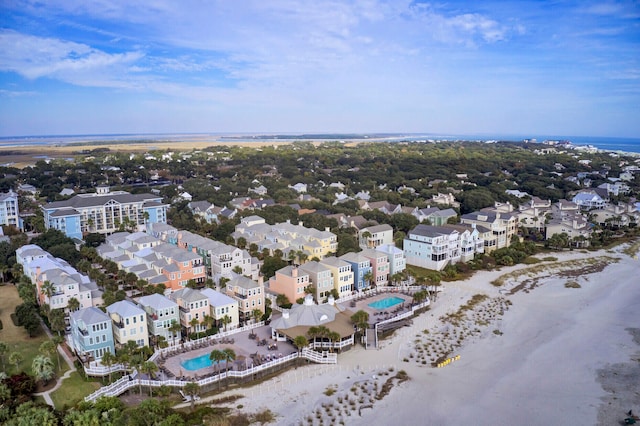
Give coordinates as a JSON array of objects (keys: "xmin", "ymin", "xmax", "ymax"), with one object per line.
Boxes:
[{"xmin": 198, "ymin": 246, "xmax": 640, "ymax": 425}]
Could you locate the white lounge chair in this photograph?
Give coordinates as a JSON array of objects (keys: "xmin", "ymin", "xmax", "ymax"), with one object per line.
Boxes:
[{"xmin": 179, "ymin": 389, "xmax": 201, "ymax": 402}]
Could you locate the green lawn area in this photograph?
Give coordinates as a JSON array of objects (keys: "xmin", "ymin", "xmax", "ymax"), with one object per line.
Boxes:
[
  {"xmin": 0, "ymin": 284, "xmax": 69, "ymax": 376},
  {"xmin": 50, "ymin": 371, "xmax": 101, "ymax": 410}
]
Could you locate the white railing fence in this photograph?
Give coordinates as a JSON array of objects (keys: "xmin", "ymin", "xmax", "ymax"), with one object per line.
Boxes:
[{"xmin": 84, "ymin": 348, "xmax": 335, "ymax": 402}]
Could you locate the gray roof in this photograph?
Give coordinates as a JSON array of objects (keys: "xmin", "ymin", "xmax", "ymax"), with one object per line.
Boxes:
[
  {"xmin": 409, "ymin": 224, "xmax": 458, "ymax": 238},
  {"xmin": 138, "ymin": 293, "xmax": 177, "ymax": 310},
  {"xmin": 45, "ymin": 192, "xmax": 163, "ymax": 210},
  {"xmin": 71, "ymin": 306, "xmax": 110, "ymax": 325},
  {"xmin": 106, "ymin": 300, "xmax": 145, "ymax": 318},
  {"xmin": 200, "ymin": 288, "xmax": 237, "ymax": 307},
  {"xmin": 170, "ymin": 287, "xmax": 207, "ymax": 303}
]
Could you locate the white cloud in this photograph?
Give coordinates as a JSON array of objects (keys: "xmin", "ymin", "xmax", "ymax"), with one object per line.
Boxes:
[{"xmin": 0, "ymin": 30, "xmax": 143, "ymax": 88}]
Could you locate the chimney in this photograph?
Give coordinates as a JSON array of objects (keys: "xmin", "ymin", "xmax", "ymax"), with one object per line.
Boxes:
[
  {"xmin": 325, "ymin": 227, "xmax": 330, "ymax": 232},
  {"xmin": 258, "ymin": 275, "xmax": 264, "ymax": 286},
  {"xmin": 282, "ymin": 309, "xmax": 290, "ymax": 319},
  {"xmin": 291, "ymin": 267, "xmax": 298, "ymax": 278},
  {"xmin": 327, "ymin": 295, "xmax": 335, "ymax": 305}
]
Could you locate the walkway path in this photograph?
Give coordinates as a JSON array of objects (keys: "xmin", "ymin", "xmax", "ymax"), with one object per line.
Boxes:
[{"xmin": 33, "ymin": 317, "xmax": 77, "ymax": 407}]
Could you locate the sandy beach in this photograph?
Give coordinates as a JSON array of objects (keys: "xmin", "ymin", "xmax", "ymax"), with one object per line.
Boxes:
[{"xmin": 191, "ymin": 245, "xmax": 640, "ymax": 426}]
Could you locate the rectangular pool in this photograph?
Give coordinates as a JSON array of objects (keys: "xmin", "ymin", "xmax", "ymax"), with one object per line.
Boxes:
[
  {"xmin": 367, "ymin": 296, "xmax": 404, "ymax": 310},
  {"xmin": 180, "ymin": 353, "xmax": 220, "ymax": 371}
]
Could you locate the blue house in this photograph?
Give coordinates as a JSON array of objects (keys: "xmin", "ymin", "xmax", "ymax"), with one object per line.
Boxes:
[
  {"xmin": 339, "ymin": 252, "xmax": 372, "ymax": 291},
  {"xmin": 69, "ymin": 307, "xmax": 115, "ymax": 362}
]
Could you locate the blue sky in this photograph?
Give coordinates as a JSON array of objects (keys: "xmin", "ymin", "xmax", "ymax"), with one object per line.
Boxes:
[{"xmin": 1, "ymin": 1, "xmax": 639, "ymax": 138}]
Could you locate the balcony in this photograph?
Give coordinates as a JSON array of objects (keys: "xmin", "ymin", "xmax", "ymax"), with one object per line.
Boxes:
[
  {"xmin": 179, "ymin": 305, "xmax": 190, "ymax": 313},
  {"xmin": 113, "ymin": 321, "xmax": 125, "ymax": 329},
  {"xmin": 79, "ymin": 328, "xmax": 89, "ymax": 336}
]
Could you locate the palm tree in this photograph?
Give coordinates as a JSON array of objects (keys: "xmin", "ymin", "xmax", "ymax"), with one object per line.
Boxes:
[
  {"xmin": 9, "ymin": 351, "xmax": 23, "ymax": 373},
  {"xmin": 202, "ymin": 314, "xmax": 214, "ymax": 333},
  {"xmin": 363, "ymin": 270, "xmax": 374, "ymax": 290},
  {"xmin": 361, "ymin": 230, "xmax": 372, "ymax": 248},
  {"xmin": 39, "ymin": 341, "xmax": 59, "ymax": 372},
  {"xmin": 100, "ymin": 351, "xmax": 116, "ymax": 383},
  {"xmin": 52, "ymin": 335, "xmax": 65, "ymax": 372},
  {"xmin": 221, "ymin": 348, "xmax": 236, "ymax": 388},
  {"xmin": 209, "ymin": 349, "xmax": 225, "ymax": 389},
  {"xmin": 251, "ymin": 308, "xmax": 262, "ymax": 324},
  {"xmin": 221, "ymin": 314, "xmax": 232, "ymax": 332},
  {"xmin": 350, "ymin": 310, "xmax": 369, "ymax": 346},
  {"xmin": 189, "ymin": 317, "xmax": 199, "ymax": 339},
  {"xmin": 169, "ymin": 320, "xmax": 182, "ymax": 345},
  {"xmin": 40, "ymin": 280, "xmax": 55, "ymax": 303},
  {"xmin": 140, "ymin": 361, "xmax": 159, "ymax": 396},
  {"xmin": 292, "ymin": 335, "xmax": 308, "ymax": 366},
  {"xmin": 183, "ymin": 382, "xmax": 201, "ymax": 412},
  {"xmin": 32, "ymin": 355, "xmax": 55, "ymax": 385},
  {"xmin": 328, "ymin": 331, "xmax": 341, "ymax": 353},
  {"xmin": 67, "ymin": 297, "xmax": 80, "ymax": 312}
]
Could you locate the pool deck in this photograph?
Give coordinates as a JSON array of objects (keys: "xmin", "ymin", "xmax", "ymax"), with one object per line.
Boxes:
[
  {"xmin": 155, "ymin": 326, "xmax": 297, "ymax": 381},
  {"xmin": 341, "ymin": 291, "xmax": 413, "ymax": 326}
]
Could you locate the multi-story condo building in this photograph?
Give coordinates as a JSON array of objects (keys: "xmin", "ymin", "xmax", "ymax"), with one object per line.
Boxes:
[
  {"xmin": 376, "ymin": 244, "xmax": 406, "ymax": 278},
  {"xmin": 358, "ymin": 224, "xmax": 393, "ymax": 249},
  {"xmin": 404, "ymin": 224, "xmax": 483, "ymax": 271},
  {"xmin": 106, "ymin": 300, "xmax": 149, "ymax": 348},
  {"xmin": 42, "ymin": 185, "xmax": 168, "ymax": 239},
  {"xmin": 461, "ymin": 210, "xmax": 517, "ymax": 252},
  {"xmin": 16, "ymin": 244, "xmax": 101, "ymax": 311},
  {"xmin": 0, "ymin": 189, "xmax": 21, "ymax": 230},
  {"xmin": 137, "ymin": 293, "xmax": 181, "ymax": 347},
  {"xmin": 200, "ymin": 288, "xmax": 240, "ymax": 330},
  {"xmin": 169, "ymin": 288, "xmax": 210, "ymax": 336},
  {"xmin": 97, "ymin": 232, "xmax": 206, "ymax": 292},
  {"xmin": 319, "ymin": 257, "xmax": 354, "ymax": 298},
  {"xmin": 69, "ymin": 307, "xmax": 115, "ymax": 362},
  {"xmin": 224, "ymin": 275, "xmax": 265, "ymax": 325},
  {"xmin": 147, "ymin": 223, "xmax": 259, "ymax": 284},
  {"xmin": 339, "ymin": 252, "xmax": 373, "ymax": 291},
  {"xmin": 268, "ymin": 266, "xmax": 310, "ymax": 306},
  {"xmin": 299, "ymin": 261, "xmax": 335, "ymax": 302},
  {"xmin": 233, "ymin": 216, "xmax": 338, "ymax": 260},
  {"xmin": 358, "ymin": 248, "xmax": 390, "ymax": 287}
]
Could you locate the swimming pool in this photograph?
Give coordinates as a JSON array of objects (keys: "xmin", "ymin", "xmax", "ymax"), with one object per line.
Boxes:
[
  {"xmin": 367, "ymin": 296, "xmax": 404, "ymax": 310},
  {"xmin": 180, "ymin": 353, "xmax": 220, "ymax": 371}
]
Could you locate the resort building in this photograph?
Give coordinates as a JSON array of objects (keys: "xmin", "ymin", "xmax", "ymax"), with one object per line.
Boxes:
[
  {"xmin": 106, "ymin": 300, "xmax": 149, "ymax": 348},
  {"xmin": 339, "ymin": 252, "xmax": 373, "ymax": 292},
  {"xmin": 299, "ymin": 261, "xmax": 335, "ymax": 303},
  {"xmin": 0, "ymin": 189, "xmax": 21, "ymax": 230},
  {"xmin": 461, "ymin": 210, "xmax": 517, "ymax": 252},
  {"xmin": 268, "ymin": 266, "xmax": 310, "ymax": 306},
  {"xmin": 200, "ymin": 288, "xmax": 240, "ymax": 330},
  {"xmin": 16, "ymin": 244, "xmax": 101, "ymax": 311},
  {"xmin": 69, "ymin": 307, "xmax": 115, "ymax": 362},
  {"xmin": 358, "ymin": 248, "xmax": 390, "ymax": 288},
  {"xmin": 233, "ymin": 216, "xmax": 338, "ymax": 260},
  {"xmin": 404, "ymin": 224, "xmax": 483, "ymax": 271},
  {"xmin": 224, "ymin": 275, "xmax": 265, "ymax": 325},
  {"xmin": 319, "ymin": 257, "xmax": 354, "ymax": 299},
  {"xmin": 147, "ymin": 223, "xmax": 259, "ymax": 284},
  {"xmin": 169, "ymin": 288, "xmax": 210, "ymax": 336},
  {"xmin": 376, "ymin": 244, "xmax": 406, "ymax": 278},
  {"xmin": 270, "ymin": 295, "xmax": 354, "ymax": 352},
  {"xmin": 42, "ymin": 185, "xmax": 168, "ymax": 239},
  {"xmin": 97, "ymin": 231, "xmax": 207, "ymax": 292},
  {"xmin": 137, "ymin": 294, "xmax": 181, "ymax": 347},
  {"xmin": 572, "ymin": 190, "xmax": 609, "ymax": 209},
  {"xmin": 358, "ymin": 224, "xmax": 393, "ymax": 249}
]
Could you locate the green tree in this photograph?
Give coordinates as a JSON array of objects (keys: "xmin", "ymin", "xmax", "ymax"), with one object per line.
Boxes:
[
  {"xmin": 100, "ymin": 351, "xmax": 116, "ymax": 384},
  {"xmin": 39, "ymin": 340, "xmax": 61, "ymax": 373},
  {"xmin": 293, "ymin": 335, "xmax": 308, "ymax": 366},
  {"xmin": 31, "ymin": 355, "xmax": 55, "ymax": 385},
  {"xmin": 6, "ymin": 401, "xmax": 58, "ymax": 426},
  {"xmin": 183, "ymin": 382, "xmax": 200, "ymax": 412},
  {"xmin": 221, "ymin": 348, "xmax": 236, "ymax": 387},
  {"xmin": 139, "ymin": 361, "xmax": 159, "ymax": 396},
  {"xmin": 0, "ymin": 341, "xmax": 8, "ymax": 372},
  {"xmin": 40, "ymin": 280, "xmax": 55, "ymax": 302},
  {"xmin": 67, "ymin": 297, "xmax": 80, "ymax": 312},
  {"xmin": 9, "ymin": 351, "xmax": 23, "ymax": 373},
  {"xmin": 350, "ymin": 310, "xmax": 369, "ymax": 346},
  {"xmin": 209, "ymin": 349, "xmax": 225, "ymax": 389}
]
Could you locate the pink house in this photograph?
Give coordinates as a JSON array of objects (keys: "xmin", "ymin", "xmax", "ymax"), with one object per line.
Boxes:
[
  {"xmin": 268, "ymin": 266, "xmax": 309, "ymax": 305},
  {"xmin": 359, "ymin": 248, "xmax": 390, "ymax": 287}
]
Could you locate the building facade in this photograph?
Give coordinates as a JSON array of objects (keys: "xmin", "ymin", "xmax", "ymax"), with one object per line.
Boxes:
[
  {"xmin": 42, "ymin": 186, "xmax": 168, "ymax": 239},
  {"xmin": 106, "ymin": 300, "xmax": 149, "ymax": 348},
  {"xmin": 137, "ymin": 294, "xmax": 181, "ymax": 347},
  {"xmin": 69, "ymin": 307, "xmax": 115, "ymax": 361}
]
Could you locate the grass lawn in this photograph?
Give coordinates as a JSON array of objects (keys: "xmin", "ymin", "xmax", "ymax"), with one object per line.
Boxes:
[
  {"xmin": 50, "ymin": 371, "xmax": 101, "ymax": 410},
  {"xmin": 0, "ymin": 284, "xmax": 69, "ymax": 376}
]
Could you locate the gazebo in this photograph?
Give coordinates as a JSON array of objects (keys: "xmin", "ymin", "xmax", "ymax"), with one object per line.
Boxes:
[{"xmin": 270, "ymin": 295, "xmax": 355, "ymax": 352}]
